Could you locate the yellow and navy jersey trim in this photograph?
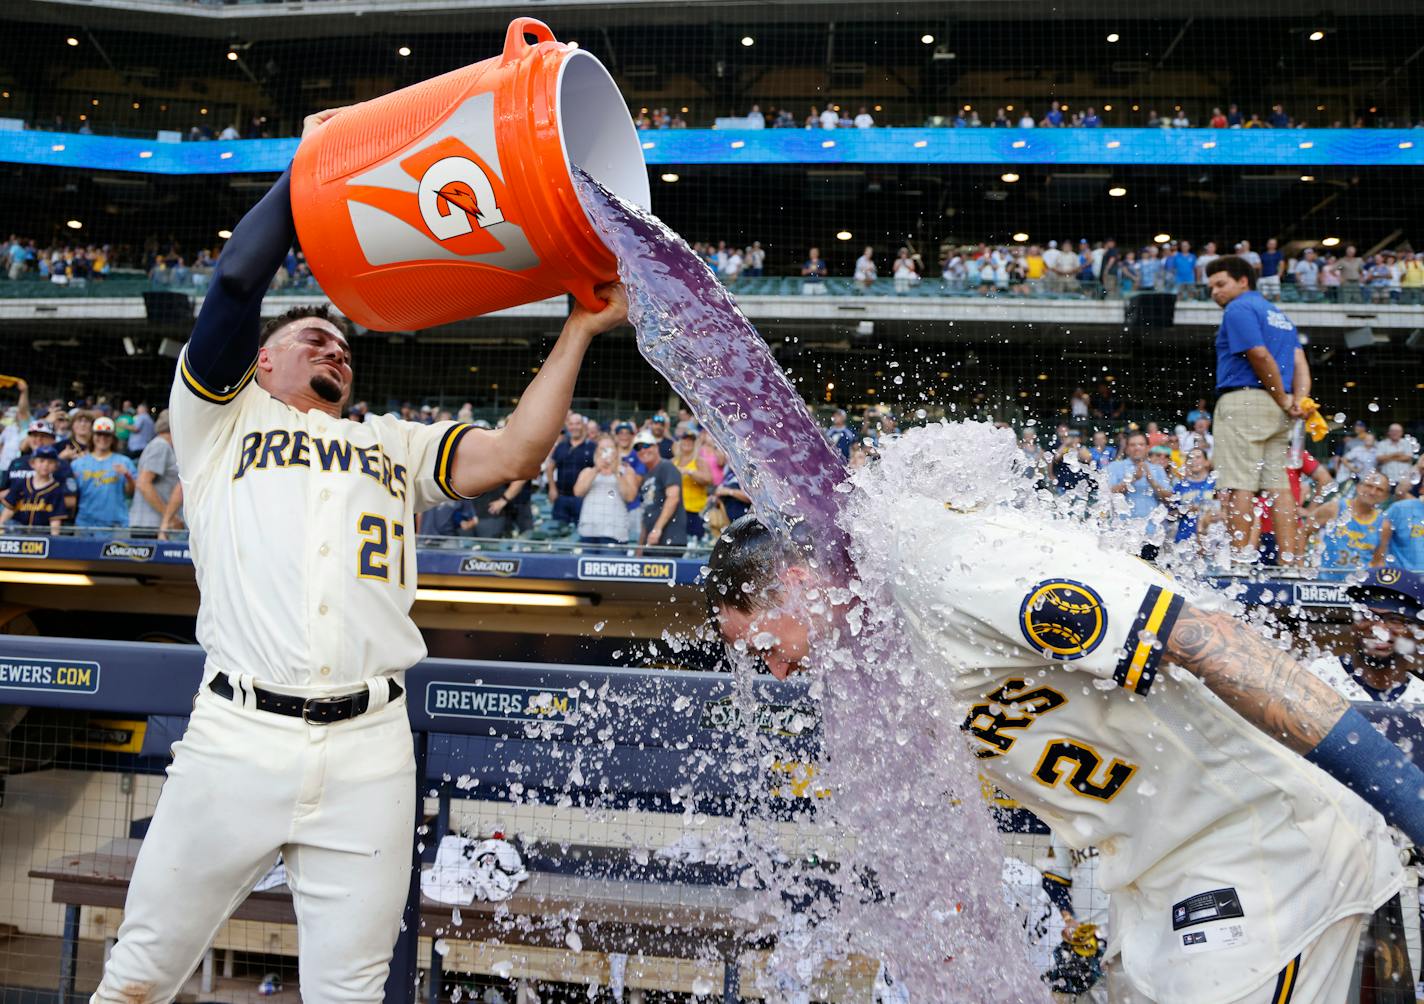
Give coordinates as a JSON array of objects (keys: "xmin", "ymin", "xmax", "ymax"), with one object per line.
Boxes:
[
  {"xmin": 1271, "ymin": 953, "xmax": 1300, "ymax": 1004},
  {"xmin": 1113, "ymin": 584, "xmax": 1184, "ymax": 696},
  {"xmin": 434, "ymin": 423, "xmax": 476, "ymax": 501},
  {"xmin": 178, "ymin": 346, "xmax": 257, "ymax": 405}
]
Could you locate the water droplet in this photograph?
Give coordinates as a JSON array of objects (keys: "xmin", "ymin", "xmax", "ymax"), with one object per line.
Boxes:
[{"xmin": 565, "ymin": 930, "xmax": 583, "ymax": 952}]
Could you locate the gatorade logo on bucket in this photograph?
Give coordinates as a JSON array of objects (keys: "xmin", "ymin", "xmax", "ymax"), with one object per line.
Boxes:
[
  {"xmin": 419, "ymin": 156, "xmax": 505, "ymax": 238},
  {"xmin": 342, "ymin": 92, "xmax": 539, "ymax": 272}
]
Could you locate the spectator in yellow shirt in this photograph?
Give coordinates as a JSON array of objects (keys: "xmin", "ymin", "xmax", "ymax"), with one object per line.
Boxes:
[
  {"xmin": 1025, "ymin": 245, "xmax": 1046, "ymax": 289},
  {"xmin": 673, "ymin": 428, "xmax": 713, "ymax": 541}
]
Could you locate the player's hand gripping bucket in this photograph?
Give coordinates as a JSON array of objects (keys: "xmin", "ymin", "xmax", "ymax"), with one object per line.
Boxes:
[{"xmin": 291, "ymin": 18, "xmax": 650, "ymax": 331}]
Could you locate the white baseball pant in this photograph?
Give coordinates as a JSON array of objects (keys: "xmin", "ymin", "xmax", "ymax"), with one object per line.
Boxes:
[
  {"xmin": 91, "ymin": 672, "xmax": 415, "ymax": 1004},
  {"xmin": 1105, "ymin": 913, "xmax": 1367, "ymax": 1003}
]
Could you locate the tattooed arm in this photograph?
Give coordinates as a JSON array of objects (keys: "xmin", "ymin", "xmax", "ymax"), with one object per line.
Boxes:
[
  {"xmin": 1165, "ymin": 603, "xmax": 1348, "ymax": 754},
  {"xmin": 1166, "ymin": 600, "xmax": 1424, "ymax": 843}
]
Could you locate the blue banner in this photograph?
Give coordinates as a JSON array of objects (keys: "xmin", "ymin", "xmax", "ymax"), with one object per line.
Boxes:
[{"xmin": 2, "ymin": 128, "xmax": 1420, "ymax": 174}]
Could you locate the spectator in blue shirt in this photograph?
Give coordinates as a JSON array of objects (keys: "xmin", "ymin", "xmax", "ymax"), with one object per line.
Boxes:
[
  {"xmin": 0, "ymin": 445, "xmax": 69, "ymax": 534},
  {"xmin": 1381, "ymin": 497, "xmax": 1424, "ymax": 570},
  {"xmin": 1258, "ymin": 238, "xmax": 1285, "ymax": 301},
  {"xmin": 1167, "ymin": 240, "xmax": 1198, "ymax": 299},
  {"xmin": 1105, "ymin": 432, "xmax": 1173, "ymax": 558},
  {"xmin": 801, "ymin": 248, "xmax": 828, "ymax": 283},
  {"xmin": 1089, "ymin": 430, "xmax": 1117, "ymax": 469},
  {"xmin": 1137, "ymin": 246, "xmax": 1162, "ymax": 291},
  {"xmin": 71, "ymin": 417, "xmax": 136, "ymax": 529},
  {"xmin": 1268, "ymin": 104, "xmax": 1289, "ymax": 128},
  {"xmin": 1204, "ymin": 255, "xmax": 1311, "ymax": 565},
  {"xmin": 1172, "ymin": 447, "xmax": 1218, "ymax": 546},
  {"xmin": 826, "ymin": 409, "xmax": 856, "ymax": 459},
  {"xmin": 1081, "ymin": 107, "xmax": 1102, "ymax": 128},
  {"xmin": 714, "ymin": 467, "xmax": 752, "ymax": 523}
]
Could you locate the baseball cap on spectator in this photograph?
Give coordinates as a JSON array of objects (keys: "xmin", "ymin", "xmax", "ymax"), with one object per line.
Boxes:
[
  {"xmin": 27, "ymin": 419, "xmax": 54, "ymax": 437},
  {"xmin": 1346, "ymin": 569, "xmax": 1423, "ymax": 620},
  {"xmin": 634, "ymin": 430, "xmax": 659, "ymax": 448},
  {"xmin": 32, "ymin": 445, "xmax": 59, "ymax": 461},
  {"xmin": 614, "ymin": 421, "xmax": 635, "ymax": 434},
  {"xmin": 681, "ymin": 423, "xmax": 700, "ymax": 438},
  {"xmin": 651, "ymin": 414, "xmax": 669, "ymax": 425},
  {"xmin": 93, "ymin": 417, "xmax": 116, "ymax": 434},
  {"xmin": 1150, "ymin": 445, "xmax": 1172, "ymax": 456}
]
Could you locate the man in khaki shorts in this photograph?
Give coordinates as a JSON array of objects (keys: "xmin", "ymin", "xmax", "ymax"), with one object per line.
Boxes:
[{"xmin": 1204, "ymin": 255, "xmax": 1311, "ymax": 565}]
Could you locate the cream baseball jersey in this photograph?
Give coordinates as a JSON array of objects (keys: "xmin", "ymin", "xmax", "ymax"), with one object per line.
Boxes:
[
  {"xmin": 170, "ymin": 347, "xmax": 473, "ymax": 687},
  {"xmin": 886, "ymin": 502, "xmax": 1400, "ymax": 1004}
]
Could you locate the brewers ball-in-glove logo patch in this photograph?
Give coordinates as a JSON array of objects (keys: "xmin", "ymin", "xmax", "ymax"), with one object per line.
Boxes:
[
  {"xmin": 1019, "ymin": 579, "xmax": 1107, "ymax": 660},
  {"xmin": 1376, "ymin": 567, "xmax": 1402, "ymax": 585}
]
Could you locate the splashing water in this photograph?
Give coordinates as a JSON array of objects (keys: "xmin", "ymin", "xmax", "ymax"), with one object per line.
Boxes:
[
  {"xmin": 574, "ymin": 170, "xmax": 850, "ymax": 575},
  {"xmin": 576, "ymin": 173, "xmax": 1047, "ymax": 1000}
]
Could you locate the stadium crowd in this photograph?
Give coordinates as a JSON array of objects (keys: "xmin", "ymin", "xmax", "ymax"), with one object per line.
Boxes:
[
  {"xmin": 9, "ymin": 232, "xmax": 1422, "ymax": 306},
  {"xmin": 2, "ymin": 367, "xmax": 1420, "ymax": 577},
  {"xmin": 677, "ymin": 100, "xmax": 1424, "ymax": 131}
]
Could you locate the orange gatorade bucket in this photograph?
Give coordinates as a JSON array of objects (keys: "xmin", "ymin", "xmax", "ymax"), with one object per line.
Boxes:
[{"xmin": 291, "ymin": 18, "xmax": 650, "ymax": 331}]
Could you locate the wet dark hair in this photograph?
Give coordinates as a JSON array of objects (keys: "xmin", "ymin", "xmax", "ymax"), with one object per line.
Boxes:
[
  {"xmin": 1203, "ymin": 255, "xmax": 1257, "ymax": 290},
  {"xmin": 259, "ymin": 304, "xmax": 355, "ymax": 347},
  {"xmin": 703, "ymin": 515, "xmax": 805, "ymax": 623}
]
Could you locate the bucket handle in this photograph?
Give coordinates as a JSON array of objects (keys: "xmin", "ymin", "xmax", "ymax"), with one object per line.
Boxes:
[{"xmin": 503, "ymin": 18, "xmax": 558, "ymax": 64}]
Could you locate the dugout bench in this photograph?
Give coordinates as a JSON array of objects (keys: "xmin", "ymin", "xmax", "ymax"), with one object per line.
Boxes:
[{"xmin": 3, "ymin": 636, "xmax": 825, "ymax": 1004}]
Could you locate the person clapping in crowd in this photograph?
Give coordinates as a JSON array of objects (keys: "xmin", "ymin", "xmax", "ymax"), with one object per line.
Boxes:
[{"xmin": 574, "ymin": 434, "xmax": 640, "ymax": 547}]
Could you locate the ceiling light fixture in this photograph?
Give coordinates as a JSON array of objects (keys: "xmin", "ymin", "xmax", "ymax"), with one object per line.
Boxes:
[{"xmin": 415, "ymin": 588, "xmax": 587, "ymax": 608}]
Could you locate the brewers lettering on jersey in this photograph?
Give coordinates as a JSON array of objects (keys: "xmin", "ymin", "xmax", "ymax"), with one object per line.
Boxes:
[
  {"xmin": 706, "ymin": 501, "xmax": 1424, "ymax": 1004},
  {"xmin": 90, "ymin": 106, "xmax": 628, "ymax": 1004}
]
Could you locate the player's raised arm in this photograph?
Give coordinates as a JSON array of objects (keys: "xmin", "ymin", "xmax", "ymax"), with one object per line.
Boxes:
[
  {"xmin": 445, "ymin": 282, "xmax": 628, "ymax": 498},
  {"xmin": 180, "ymin": 110, "xmax": 349, "ymax": 404},
  {"xmin": 1165, "ymin": 602, "xmax": 1424, "ymax": 843}
]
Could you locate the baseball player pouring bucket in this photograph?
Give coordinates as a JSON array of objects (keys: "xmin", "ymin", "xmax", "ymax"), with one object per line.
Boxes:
[{"xmin": 88, "ymin": 101, "xmax": 628, "ymax": 1002}]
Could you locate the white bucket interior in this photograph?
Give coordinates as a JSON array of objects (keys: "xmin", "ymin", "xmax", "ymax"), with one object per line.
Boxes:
[{"xmin": 557, "ymin": 50, "xmax": 652, "ymax": 214}]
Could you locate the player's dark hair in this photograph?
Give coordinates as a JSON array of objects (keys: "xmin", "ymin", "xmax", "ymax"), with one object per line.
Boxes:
[
  {"xmin": 1203, "ymin": 255, "xmax": 1257, "ymax": 290},
  {"xmin": 259, "ymin": 304, "xmax": 355, "ymax": 347},
  {"xmin": 704, "ymin": 515, "xmax": 805, "ymax": 623}
]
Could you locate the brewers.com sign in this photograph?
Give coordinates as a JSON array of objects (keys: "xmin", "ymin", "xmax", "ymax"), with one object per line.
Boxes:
[
  {"xmin": 0, "ymin": 657, "xmax": 100, "ymax": 695},
  {"xmin": 576, "ymin": 557, "xmax": 677, "ymax": 584},
  {"xmin": 425, "ymin": 681, "xmax": 579, "ymax": 723}
]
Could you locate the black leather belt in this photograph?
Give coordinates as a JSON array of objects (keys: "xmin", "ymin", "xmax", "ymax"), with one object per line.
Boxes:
[{"xmin": 208, "ymin": 675, "xmax": 402, "ymax": 725}]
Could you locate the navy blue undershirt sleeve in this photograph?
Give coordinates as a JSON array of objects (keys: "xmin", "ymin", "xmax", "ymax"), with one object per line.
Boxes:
[
  {"xmin": 179, "ymin": 167, "xmax": 296, "ymax": 403},
  {"xmin": 1306, "ymin": 706, "xmax": 1424, "ymax": 846}
]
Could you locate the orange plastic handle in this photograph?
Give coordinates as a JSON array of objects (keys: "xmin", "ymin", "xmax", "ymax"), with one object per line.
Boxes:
[{"xmin": 503, "ymin": 18, "xmax": 557, "ymax": 64}]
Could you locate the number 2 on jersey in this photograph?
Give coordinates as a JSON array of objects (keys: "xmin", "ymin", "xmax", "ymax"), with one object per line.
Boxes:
[
  {"xmin": 1033, "ymin": 739, "xmax": 1136, "ymax": 802},
  {"xmin": 357, "ymin": 513, "xmax": 406, "ymax": 586}
]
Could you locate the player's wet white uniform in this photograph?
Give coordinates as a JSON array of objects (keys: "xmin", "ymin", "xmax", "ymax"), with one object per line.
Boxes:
[
  {"xmin": 888, "ymin": 502, "xmax": 1400, "ymax": 1004},
  {"xmin": 91, "ymin": 351, "xmax": 476, "ymax": 1004}
]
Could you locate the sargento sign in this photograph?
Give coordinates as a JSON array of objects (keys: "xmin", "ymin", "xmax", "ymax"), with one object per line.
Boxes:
[
  {"xmin": 0, "ymin": 537, "xmax": 49, "ymax": 558},
  {"xmin": 101, "ymin": 541, "xmax": 155, "ymax": 561},
  {"xmin": 700, "ymin": 697, "xmax": 818, "ymax": 737},
  {"xmin": 459, "ymin": 556, "xmax": 521, "ymax": 577},
  {"xmin": 425, "ymin": 681, "xmax": 579, "ymax": 723},
  {"xmin": 577, "ymin": 557, "xmax": 677, "ymax": 584},
  {"xmin": 0, "ymin": 657, "xmax": 100, "ymax": 695}
]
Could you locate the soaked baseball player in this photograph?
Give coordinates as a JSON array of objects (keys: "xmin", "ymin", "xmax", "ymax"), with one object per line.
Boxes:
[
  {"xmin": 91, "ymin": 107, "xmax": 627, "ymax": 1004},
  {"xmin": 705, "ymin": 506, "xmax": 1424, "ymax": 1004}
]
